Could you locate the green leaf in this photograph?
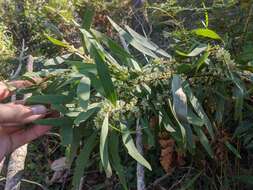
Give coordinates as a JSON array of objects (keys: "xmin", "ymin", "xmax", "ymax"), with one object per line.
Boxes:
[
  {"xmin": 66, "ymin": 61, "xmax": 97, "ymax": 75},
  {"xmin": 168, "ymin": 99, "xmax": 186, "ymax": 145},
  {"xmin": 125, "ymin": 25, "xmax": 171, "ymax": 59},
  {"xmin": 225, "ymin": 141, "xmax": 241, "ymax": 159},
  {"xmin": 108, "ymin": 17, "xmax": 158, "ymax": 58},
  {"xmin": 45, "ymin": 54, "xmax": 72, "ymax": 66},
  {"xmin": 159, "ymin": 109, "xmax": 176, "ymax": 133},
  {"xmin": 120, "ymin": 123, "xmax": 152, "ymax": 171},
  {"xmin": 194, "ymin": 127, "xmax": 213, "ymax": 158},
  {"xmin": 192, "ymin": 28, "xmax": 222, "ymax": 40},
  {"xmin": 34, "ymin": 117, "xmax": 73, "ymax": 127},
  {"xmin": 91, "ymin": 29, "xmax": 132, "ymax": 59},
  {"xmin": 172, "ymin": 75, "xmax": 187, "ymax": 122},
  {"xmin": 100, "ymin": 113, "xmax": 112, "ymax": 178},
  {"xmin": 60, "ymin": 123, "xmax": 73, "ymax": 145},
  {"xmin": 176, "ymin": 44, "xmax": 208, "ymax": 57},
  {"xmin": 81, "ymin": 7, "xmax": 95, "ymax": 30},
  {"xmin": 195, "ymin": 51, "xmax": 210, "ymax": 72},
  {"xmin": 183, "ymin": 82, "xmax": 215, "ymax": 139},
  {"xmin": 109, "ymin": 132, "xmax": 128, "ymax": 190},
  {"xmin": 27, "ymin": 94, "xmax": 72, "ymax": 104},
  {"xmin": 45, "ymin": 34, "xmax": 70, "ymax": 47},
  {"xmin": 67, "ymin": 127, "xmax": 86, "ymax": 167},
  {"xmin": 77, "ymin": 76, "xmax": 91, "ymax": 110},
  {"xmin": 74, "ymin": 105, "xmax": 100, "ymax": 125},
  {"xmin": 187, "ymin": 109, "xmax": 204, "ymax": 126},
  {"xmin": 91, "ymin": 45, "xmax": 117, "ymax": 105},
  {"xmin": 71, "ymin": 132, "xmax": 97, "ymax": 190}
]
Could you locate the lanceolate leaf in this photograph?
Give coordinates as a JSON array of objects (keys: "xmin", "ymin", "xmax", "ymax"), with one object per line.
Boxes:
[
  {"xmin": 125, "ymin": 25, "xmax": 171, "ymax": 59},
  {"xmin": 109, "ymin": 132, "xmax": 128, "ymax": 190},
  {"xmin": 168, "ymin": 99, "xmax": 186, "ymax": 146},
  {"xmin": 81, "ymin": 6, "xmax": 95, "ymax": 30},
  {"xmin": 45, "ymin": 34, "xmax": 70, "ymax": 48},
  {"xmin": 34, "ymin": 117, "xmax": 73, "ymax": 127},
  {"xmin": 27, "ymin": 94, "xmax": 72, "ymax": 104},
  {"xmin": 108, "ymin": 17, "xmax": 158, "ymax": 58},
  {"xmin": 183, "ymin": 82, "xmax": 215, "ymax": 139},
  {"xmin": 225, "ymin": 141, "xmax": 241, "ymax": 159},
  {"xmin": 77, "ymin": 76, "xmax": 91, "ymax": 110},
  {"xmin": 91, "ymin": 45, "xmax": 117, "ymax": 105},
  {"xmin": 194, "ymin": 127, "xmax": 214, "ymax": 158},
  {"xmin": 68, "ymin": 127, "xmax": 86, "ymax": 167},
  {"xmin": 72, "ymin": 132, "xmax": 97, "ymax": 190},
  {"xmin": 34, "ymin": 117, "xmax": 74, "ymax": 145},
  {"xmin": 60, "ymin": 123, "xmax": 73, "ymax": 145},
  {"xmin": 172, "ymin": 75, "xmax": 187, "ymax": 122},
  {"xmin": 120, "ymin": 123, "xmax": 152, "ymax": 171},
  {"xmin": 100, "ymin": 113, "xmax": 112, "ymax": 178},
  {"xmin": 74, "ymin": 105, "xmax": 100, "ymax": 125},
  {"xmin": 192, "ymin": 28, "xmax": 222, "ymax": 40},
  {"xmin": 176, "ymin": 44, "xmax": 208, "ymax": 57}
]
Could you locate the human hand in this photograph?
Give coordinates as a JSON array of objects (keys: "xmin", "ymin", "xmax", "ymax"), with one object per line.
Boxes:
[{"xmin": 0, "ymin": 80, "xmax": 52, "ymax": 161}]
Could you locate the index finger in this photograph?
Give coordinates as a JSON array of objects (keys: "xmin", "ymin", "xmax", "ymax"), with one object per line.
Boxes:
[{"xmin": 0, "ymin": 80, "xmax": 33, "ymax": 101}]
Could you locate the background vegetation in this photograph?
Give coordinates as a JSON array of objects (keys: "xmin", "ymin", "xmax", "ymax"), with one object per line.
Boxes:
[{"xmin": 0, "ymin": 0, "xmax": 253, "ymax": 190}]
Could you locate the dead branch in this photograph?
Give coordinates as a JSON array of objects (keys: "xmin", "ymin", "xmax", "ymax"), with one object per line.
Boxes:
[{"xmin": 136, "ymin": 118, "xmax": 146, "ymax": 190}]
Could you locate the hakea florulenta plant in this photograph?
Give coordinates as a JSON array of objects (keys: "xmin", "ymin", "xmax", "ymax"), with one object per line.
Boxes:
[{"xmin": 16, "ymin": 8, "xmax": 253, "ymax": 190}]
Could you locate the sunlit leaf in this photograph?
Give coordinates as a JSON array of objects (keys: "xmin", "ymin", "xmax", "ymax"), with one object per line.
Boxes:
[
  {"xmin": 120, "ymin": 123, "xmax": 152, "ymax": 171},
  {"xmin": 192, "ymin": 28, "xmax": 222, "ymax": 40},
  {"xmin": 77, "ymin": 76, "xmax": 90, "ymax": 110},
  {"xmin": 100, "ymin": 113, "xmax": 112, "ymax": 178},
  {"xmin": 45, "ymin": 34, "xmax": 70, "ymax": 47},
  {"xmin": 91, "ymin": 45, "xmax": 117, "ymax": 105}
]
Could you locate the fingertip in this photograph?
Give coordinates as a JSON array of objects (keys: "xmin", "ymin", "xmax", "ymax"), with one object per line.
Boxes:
[{"xmin": 30, "ymin": 105, "xmax": 48, "ymax": 115}]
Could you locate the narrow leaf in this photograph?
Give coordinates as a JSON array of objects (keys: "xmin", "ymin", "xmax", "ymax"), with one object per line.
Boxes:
[
  {"xmin": 74, "ymin": 106, "xmax": 100, "ymax": 125},
  {"xmin": 225, "ymin": 141, "xmax": 241, "ymax": 159},
  {"xmin": 81, "ymin": 7, "xmax": 95, "ymax": 30},
  {"xmin": 192, "ymin": 28, "xmax": 222, "ymax": 40},
  {"xmin": 77, "ymin": 76, "xmax": 91, "ymax": 110},
  {"xmin": 91, "ymin": 45, "xmax": 117, "ymax": 105},
  {"xmin": 71, "ymin": 132, "xmax": 97, "ymax": 190},
  {"xmin": 27, "ymin": 94, "xmax": 72, "ymax": 104},
  {"xmin": 194, "ymin": 127, "xmax": 213, "ymax": 158},
  {"xmin": 34, "ymin": 117, "xmax": 73, "ymax": 127},
  {"xmin": 120, "ymin": 123, "xmax": 152, "ymax": 171},
  {"xmin": 183, "ymin": 82, "xmax": 215, "ymax": 139},
  {"xmin": 109, "ymin": 132, "xmax": 128, "ymax": 190},
  {"xmin": 100, "ymin": 113, "xmax": 112, "ymax": 177},
  {"xmin": 45, "ymin": 34, "xmax": 70, "ymax": 47},
  {"xmin": 125, "ymin": 25, "xmax": 171, "ymax": 58}
]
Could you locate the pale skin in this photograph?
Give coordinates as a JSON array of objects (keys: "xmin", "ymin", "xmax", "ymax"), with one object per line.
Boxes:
[{"xmin": 0, "ymin": 80, "xmax": 52, "ymax": 161}]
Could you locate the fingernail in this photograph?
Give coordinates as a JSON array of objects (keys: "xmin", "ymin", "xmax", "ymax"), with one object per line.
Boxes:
[{"xmin": 31, "ymin": 105, "xmax": 47, "ymax": 115}]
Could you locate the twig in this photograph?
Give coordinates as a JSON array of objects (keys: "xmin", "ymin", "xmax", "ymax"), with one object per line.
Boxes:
[
  {"xmin": 10, "ymin": 40, "xmax": 28, "ymax": 80},
  {"xmin": 5, "ymin": 54, "xmax": 34, "ymax": 190},
  {"xmin": 1, "ymin": 177, "xmax": 48, "ymax": 190},
  {"xmin": 136, "ymin": 118, "xmax": 146, "ymax": 190}
]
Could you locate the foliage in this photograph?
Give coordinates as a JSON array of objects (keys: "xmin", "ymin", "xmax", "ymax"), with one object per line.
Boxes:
[
  {"xmin": 1, "ymin": 1, "xmax": 253, "ymax": 189},
  {"xmin": 13, "ymin": 6, "xmax": 252, "ymax": 189}
]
